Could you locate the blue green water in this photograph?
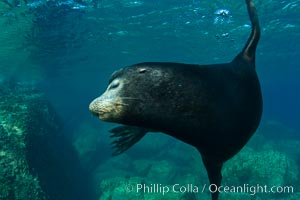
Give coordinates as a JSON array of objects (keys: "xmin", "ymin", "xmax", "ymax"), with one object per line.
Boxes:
[{"xmin": 0, "ymin": 0, "xmax": 299, "ymax": 200}]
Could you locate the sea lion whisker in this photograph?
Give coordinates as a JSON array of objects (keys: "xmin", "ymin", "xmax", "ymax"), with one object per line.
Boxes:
[
  {"xmin": 119, "ymin": 97, "xmax": 141, "ymax": 100},
  {"xmin": 114, "ymin": 102, "xmax": 129, "ymax": 106}
]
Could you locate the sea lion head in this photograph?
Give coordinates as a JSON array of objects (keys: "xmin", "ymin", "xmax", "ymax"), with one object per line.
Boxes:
[{"xmin": 89, "ymin": 63, "xmax": 170, "ymax": 125}]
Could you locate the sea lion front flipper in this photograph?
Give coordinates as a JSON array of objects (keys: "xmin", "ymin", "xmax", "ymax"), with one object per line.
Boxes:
[
  {"xmin": 109, "ymin": 125, "xmax": 148, "ymax": 156},
  {"xmin": 202, "ymin": 157, "xmax": 223, "ymax": 200}
]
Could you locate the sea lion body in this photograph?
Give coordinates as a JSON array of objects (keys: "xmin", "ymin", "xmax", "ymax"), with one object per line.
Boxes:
[
  {"xmin": 89, "ymin": 1, "xmax": 262, "ymax": 200},
  {"xmin": 93, "ymin": 59, "xmax": 262, "ymax": 162}
]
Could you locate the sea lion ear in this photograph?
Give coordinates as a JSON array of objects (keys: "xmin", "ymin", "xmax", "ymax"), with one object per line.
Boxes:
[{"xmin": 138, "ymin": 68, "xmax": 147, "ymax": 74}]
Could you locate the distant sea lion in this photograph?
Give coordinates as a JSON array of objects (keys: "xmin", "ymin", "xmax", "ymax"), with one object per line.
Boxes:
[{"xmin": 89, "ymin": 0, "xmax": 262, "ymax": 199}]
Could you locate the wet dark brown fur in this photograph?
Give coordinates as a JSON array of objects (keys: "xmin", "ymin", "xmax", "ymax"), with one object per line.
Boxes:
[{"xmin": 89, "ymin": 1, "xmax": 262, "ymax": 199}]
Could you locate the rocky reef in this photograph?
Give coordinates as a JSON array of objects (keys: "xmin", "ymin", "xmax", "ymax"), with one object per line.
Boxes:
[
  {"xmin": 89, "ymin": 122, "xmax": 300, "ymax": 200},
  {"xmin": 0, "ymin": 82, "xmax": 95, "ymax": 200},
  {"xmin": 1, "ymin": 82, "xmax": 299, "ymax": 200}
]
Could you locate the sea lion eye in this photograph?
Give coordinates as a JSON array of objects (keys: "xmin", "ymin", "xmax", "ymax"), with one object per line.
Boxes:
[{"xmin": 109, "ymin": 80, "xmax": 120, "ymax": 90}]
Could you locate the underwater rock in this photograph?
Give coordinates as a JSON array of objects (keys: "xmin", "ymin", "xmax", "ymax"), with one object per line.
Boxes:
[
  {"xmin": 265, "ymin": 139, "xmax": 300, "ymax": 159},
  {"xmin": 223, "ymin": 147, "xmax": 298, "ymax": 198},
  {"xmin": 125, "ymin": 133, "xmax": 172, "ymax": 159},
  {"xmin": 98, "ymin": 176, "xmax": 196, "ymax": 200},
  {"xmin": 0, "ymin": 82, "xmax": 95, "ymax": 200},
  {"xmin": 162, "ymin": 140, "xmax": 208, "ymax": 183},
  {"xmin": 95, "ymin": 155, "xmax": 204, "ymax": 199},
  {"xmin": 94, "ymin": 138, "xmax": 208, "ymax": 197},
  {"xmin": 73, "ymin": 120, "xmax": 112, "ymax": 171},
  {"xmin": 93, "ymin": 120, "xmax": 299, "ymax": 200},
  {"xmin": 146, "ymin": 160, "xmax": 176, "ymax": 184},
  {"xmin": 99, "ymin": 177, "xmax": 144, "ymax": 200},
  {"xmin": 132, "ymin": 159, "xmax": 155, "ymax": 176},
  {"xmin": 0, "ymin": 83, "xmax": 47, "ymax": 200},
  {"xmin": 94, "ymin": 154, "xmax": 135, "ymax": 180}
]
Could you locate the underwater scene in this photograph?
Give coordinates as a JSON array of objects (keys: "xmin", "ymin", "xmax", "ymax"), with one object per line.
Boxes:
[{"xmin": 0, "ymin": 0, "xmax": 299, "ymax": 200}]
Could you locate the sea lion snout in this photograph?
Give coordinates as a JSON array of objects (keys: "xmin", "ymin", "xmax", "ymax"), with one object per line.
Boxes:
[
  {"xmin": 89, "ymin": 92, "xmax": 125, "ymax": 122},
  {"xmin": 89, "ymin": 97, "xmax": 102, "ymax": 117}
]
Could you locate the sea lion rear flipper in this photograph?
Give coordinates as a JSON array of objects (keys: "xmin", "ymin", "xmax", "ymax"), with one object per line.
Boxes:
[
  {"xmin": 109, "ymin": 125, "xmax": 148, "ymax": 156},
  {"xmin": 240, "ymin": 0, "xmax": 260, "ymax": 62},
  {"xmin": 202, "ymin": 157, "xmax": 223, "ymax": 200}
]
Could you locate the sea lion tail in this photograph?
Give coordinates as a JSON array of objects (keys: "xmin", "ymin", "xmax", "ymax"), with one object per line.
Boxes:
[
  {"xmin": 109, "ymin": 125, "xmax": 148, "ymax": 156},
  {"xmin": 241, "ymin": 0, "xmax": 260, "ymax": 62}
]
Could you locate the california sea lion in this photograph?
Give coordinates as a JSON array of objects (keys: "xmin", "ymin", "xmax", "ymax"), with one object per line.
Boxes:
[{"xmin": 89, "ymin": 0, "xmax": 262, "ymax": 199}]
